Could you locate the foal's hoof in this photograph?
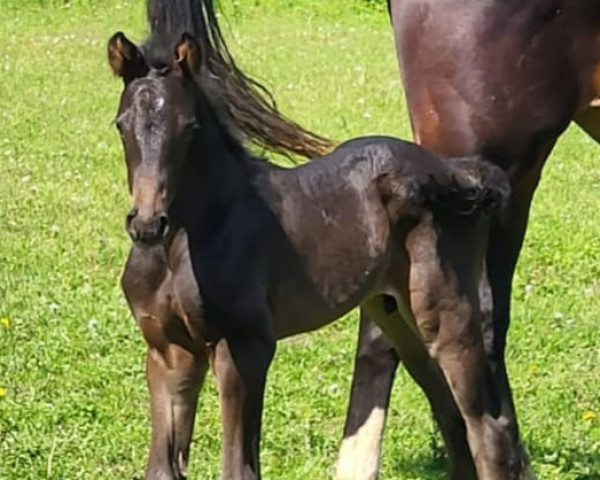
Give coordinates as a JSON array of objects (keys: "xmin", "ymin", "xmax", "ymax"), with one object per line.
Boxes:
[
  {"xmin": 518, "ymin": 446, "xmax": 538, "ymax": 480},
  {"xmin": 520, "ymin": 465, "xmax": 538, "ymax": 480}
]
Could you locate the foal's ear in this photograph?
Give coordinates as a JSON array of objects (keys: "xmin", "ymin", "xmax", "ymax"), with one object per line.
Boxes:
[
  {"xmin": 107, "ymin": 32, "xmax": 148, "ymax": 83},
  {"xmin": 175, "ymin": 33, "xmax": 202, "ymax": 78}
]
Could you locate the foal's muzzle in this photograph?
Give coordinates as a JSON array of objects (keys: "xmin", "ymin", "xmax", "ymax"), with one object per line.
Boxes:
[{"xmin": 126, "ymin": 208, "xmax": 170, "ymax": 246}]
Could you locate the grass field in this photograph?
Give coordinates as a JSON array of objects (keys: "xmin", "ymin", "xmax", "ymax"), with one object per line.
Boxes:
[{"xmin": 0, "ymin": 1, "xmax": 598, "ymax": 479}]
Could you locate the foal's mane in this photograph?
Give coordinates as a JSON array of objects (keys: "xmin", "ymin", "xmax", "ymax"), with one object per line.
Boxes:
[{"xmin": 143, "ymin": 0, "xmax": 334, "ymax": 159}]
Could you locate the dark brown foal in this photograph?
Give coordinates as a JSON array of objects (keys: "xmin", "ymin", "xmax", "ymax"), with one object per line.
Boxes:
[
  {"xmin": 108, "ymin": 28, "xmax": 513, "ymax": 480},
  {"xmin": 338, "ymin": 1, "xmax": 600, "ymax": 479}
]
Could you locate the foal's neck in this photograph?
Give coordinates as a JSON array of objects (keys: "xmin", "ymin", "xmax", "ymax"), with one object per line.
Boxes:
[{"xmin": 172, "ymin": 98, "xmax": 256, "ymax": 238}]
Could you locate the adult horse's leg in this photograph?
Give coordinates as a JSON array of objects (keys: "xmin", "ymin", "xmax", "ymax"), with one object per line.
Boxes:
[
  {"xmin": 213, "ymin": 336, "xmax": 275, "ymax": 480},
  {"xmin": 481, "ymin": 159, "xmax": 548, "ymax": 480},
  {"xmin": 144, "ymin": 341, "xmax": 208, "ymax": 480},
  {"xmin": 336, "ymin": 313, "xmax": 399, "ymax": 480}
]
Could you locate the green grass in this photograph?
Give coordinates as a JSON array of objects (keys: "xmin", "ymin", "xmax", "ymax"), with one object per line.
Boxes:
[{"xmin": 0, "ymin": 1, "xmax": 598, "ymax": 479}]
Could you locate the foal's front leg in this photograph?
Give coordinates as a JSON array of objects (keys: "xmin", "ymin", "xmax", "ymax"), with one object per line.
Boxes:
[
  {"xmin": 213, "ymin": 335, "xmax": 275, "ymax": 480},
  {"xmin": 143, "ymin": 327, "xmax": 208, "ymax": 480},
  {"xmin": 123, "ymin": 246, "xmax": 209, "ymax": 480}
]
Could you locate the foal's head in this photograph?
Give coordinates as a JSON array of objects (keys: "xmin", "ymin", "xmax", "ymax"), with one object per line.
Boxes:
[{"xmin": 108, "ymin": 32, "xmax": 203, "ymax": 246}]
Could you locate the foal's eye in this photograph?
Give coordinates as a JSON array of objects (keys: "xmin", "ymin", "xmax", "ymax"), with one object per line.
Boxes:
[{"xmin": 181, "ymin": 118, "xmax": 200, "ymax": 131}]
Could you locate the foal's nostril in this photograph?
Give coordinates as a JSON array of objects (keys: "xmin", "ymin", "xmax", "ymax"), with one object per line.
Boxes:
[
  {"xmin": 125, "ymin": 209, "xmax": 169, "ymax": 245},
  {"xmin": 125, "ymin": 208, "xmax": 138, "ymax": 229},
  {"xmin": 157, "ymin": 213, "xmax": 170, "ymax": 237}
]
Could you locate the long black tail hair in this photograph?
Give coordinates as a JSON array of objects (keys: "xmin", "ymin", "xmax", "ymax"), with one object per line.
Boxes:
[{"xmin": 144, "ymin": 0, "xmax": 335, "ymax": 159}]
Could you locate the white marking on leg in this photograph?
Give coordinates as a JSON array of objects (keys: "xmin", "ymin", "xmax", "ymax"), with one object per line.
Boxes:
[{"xmin": 335, "ymin": 407, "xmax": 386, "ymax": 480}]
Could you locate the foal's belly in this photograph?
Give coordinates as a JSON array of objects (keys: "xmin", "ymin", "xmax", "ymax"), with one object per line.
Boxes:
[
  {"xmin": 267, "ymin": 212, "xmax": 397, "ymax": 338},
  {"xmin": 268, "ymin": 257, "xmax": 390, "ymax": 339}
]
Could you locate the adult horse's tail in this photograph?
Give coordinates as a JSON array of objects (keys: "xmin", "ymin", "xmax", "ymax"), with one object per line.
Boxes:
[{"xmin": 146, "ymin": 0, "xmax": 335, "ymax": 159}]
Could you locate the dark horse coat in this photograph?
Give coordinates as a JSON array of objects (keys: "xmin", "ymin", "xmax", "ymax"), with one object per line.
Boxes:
[{"xmin": 108, "ymin": 24, "xmax": 512, "ymax": 480}]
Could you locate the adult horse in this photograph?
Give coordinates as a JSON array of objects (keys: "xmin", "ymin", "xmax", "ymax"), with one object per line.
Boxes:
[
  {"xmin": 336, "ymin": 1, "xmax": 600, "ymax": 479},
  {"xmin": 108, "ymin": 23, "xmax": 512, "ymax": 480}
]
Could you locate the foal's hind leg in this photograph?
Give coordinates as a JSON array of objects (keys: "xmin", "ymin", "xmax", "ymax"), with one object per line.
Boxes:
[
  {"xmin": 360, "ymin": 300, "xmax": 477, "ymax": 480},
  {"xmin": 405, "ymin": 216, "xmax": 523, "ymax": 480},
  {"xmin": 212, "ymin": 335, "xmax": 275, "ymax": 480},
  {"xmin": 336, "ymin": 311, "xmax": 476, "ymax": 480}
]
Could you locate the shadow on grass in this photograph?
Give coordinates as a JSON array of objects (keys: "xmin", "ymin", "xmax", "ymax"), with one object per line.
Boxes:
[
  {"xmin": 528, "ymin": 441, "xmax": 600, "ymax": 480},
  {"xmin": 386, "ymin": 433, "xmax": 448, "ymax": 480},
  {"xmin": 387, "ymin": 453, "xmax": 447, "ymax": 480},
  {"xmin": 385, "ymin": 436, "xmax": 600, "ymax": 480}
]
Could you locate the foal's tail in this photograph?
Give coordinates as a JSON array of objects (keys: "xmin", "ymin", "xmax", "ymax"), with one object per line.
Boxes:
[
  {"xmin": 146, "ymin": 0, "xmax": 335, "ymax": 159},
  {"xmin": 419, "ymin": 156, "xmax": 510, "ymax": 217}
]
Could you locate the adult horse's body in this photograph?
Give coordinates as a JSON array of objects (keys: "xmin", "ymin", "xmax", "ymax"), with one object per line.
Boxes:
[
  {"xmin": 108, "ymin": 25, "xmax": 512, "ymax": 480},
  {"xmin": 337, "ymin": 1, "xmax": 600, "ymax": 479}
]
